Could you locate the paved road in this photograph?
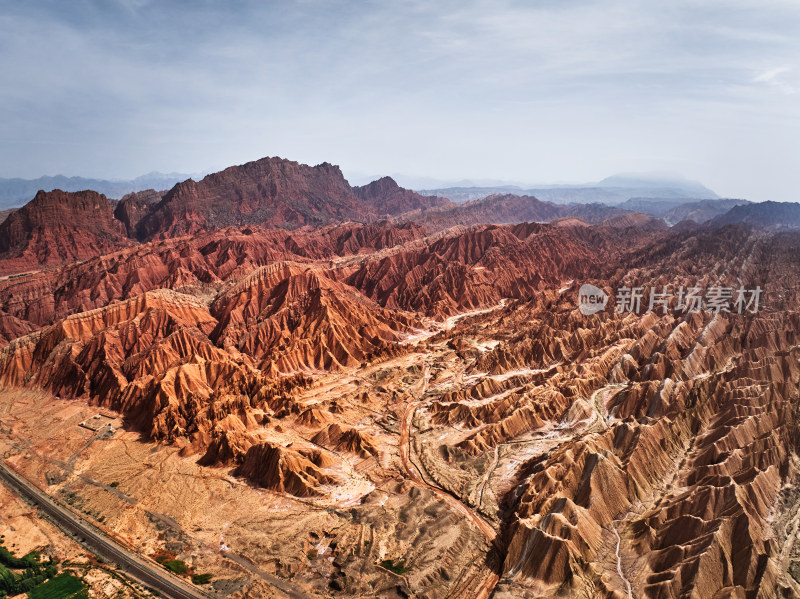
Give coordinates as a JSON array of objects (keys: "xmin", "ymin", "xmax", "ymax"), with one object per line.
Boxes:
[
  {"xmin": 0, "ymin": 462, "xmax": 316, "ymax": 599},
  {"xmin": 0, "ymin": 461, "xmax": 211, "ymax": 599}
]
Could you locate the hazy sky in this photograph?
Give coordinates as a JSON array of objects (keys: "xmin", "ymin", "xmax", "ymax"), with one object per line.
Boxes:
[{"xmin": 1, "ymin": 0, "xmax": 799, "ymax": 201}]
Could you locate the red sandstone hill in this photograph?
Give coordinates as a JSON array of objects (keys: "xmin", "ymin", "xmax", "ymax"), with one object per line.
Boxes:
[
  {"xmin": 210, "ymin": 261, "xmax": 419, "ymax": 374},
  {"xmin": 235, "ymin": 441, "xmax": 343, "ymax": 497},
  {"xmin": 113, "ymin": 189, "xmax": 165, "ymax": 237},
  {"xmin": 0, "ymin": 222, "xmax": 427, "ymax": 335},
  {"xmin": 2, "ymin": 206, "xmax": 800, "ymax": 594},
  {"xmin": 0, "ymin": 189, "xmax": 131, "ymax": 272},
  {"xmin": 0, "ymin": 220, "xmax": 619, "ymax": 339},
  {"xmin": 353, "ymin": 176, "xmax": 453, "ymax": 216},
  {"xmin": 0, "ymin": 158, "xmax": 632, "ymax": 276},
  {"xmin": 340, "ymin": 223, "xmax": 605, "ymax": 318},
  {"xmin": 122, "ymin": 158, "xmax": 457, "ymax": 241},
  {"xmin": 0, "ymin": 289, "xmax": 310, "ymax": 446},
  {"xmin": 134, "ymin": 157, "xmax": 371, "ymax": 240}
]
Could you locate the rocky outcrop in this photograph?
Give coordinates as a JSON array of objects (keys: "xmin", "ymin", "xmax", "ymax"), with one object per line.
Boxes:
[
  {"xmin": 114, "ymin": 189, "xmax": 165, "ymax": 237},
  {"xmin": 210, "ymin": 261, "xmax": 418, "ymax": 374},
  {"xmin": 0, "ymin": 289, "xmax": 307, "ymax": 449},
  {"xmin": 2, "ymin": 181, "xmax": 800, "ymax": 598},
  {"xmin": 0, "ymin": 222, "xmax": 423, "ymax": 330},
  {"xmin": 235, "ymin": 441, "xmax": 342, "ymax": 497},
  {"xmin": 0, "ymin": 312, "xmax": 35, "ymax": 347},
  {"xmin": 344, "ymin": 224, "xmax": 600, "ymax": 318},
  {"xmin": 353, "ymin": 176, "xmax": 452, "ymax": 216},
  {"xmin": 0, "ymin": 189, "xmax": 131, "ymax": 271},
  {"xmin": 311, "ymin": 424, "xmax": 379, "ymax": 457},
  {"xmin": 135, "ymin": 157, "xmax": 375, "ymax": 240}
]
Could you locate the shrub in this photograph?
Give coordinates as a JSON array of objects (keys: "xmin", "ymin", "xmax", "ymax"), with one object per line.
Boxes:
[
  {"xmin": 379, "ymin": 559, "xmax": 410, "ymax": 575},
  {"xmin": 163, "ymin": 560, "xmax": 188, "ymax": 575}
]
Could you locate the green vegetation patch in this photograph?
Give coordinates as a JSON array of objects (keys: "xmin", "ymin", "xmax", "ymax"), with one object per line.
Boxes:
[
  {"xmin": 28, "ymin": 573, "xmax": 86, "ymax": 599},
  {"xmin": 0, "ymin": 545, "xmax": 37, "ymax": 569},
  {"xmin": 0, "ymin": 542, "xmax": 58, "ymax": 596},
  {"xmin": 0, "ymin": 563, "xmax": 15, "ymax": 592},
  {"xmin": 191, "ymin": 574, "xmax": 212, "ymax": 585},
  {"xmin": 378, "ymin": 559, "xmax": 410, "ymax": 575},
  {"xmin": 163, "ymin": 560, "xmax": 188, "ymax": 575}
]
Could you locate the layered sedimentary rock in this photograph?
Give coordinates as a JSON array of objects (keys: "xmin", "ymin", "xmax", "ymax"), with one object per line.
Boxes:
[
  {"xmin": 311, "ymin": 424, "xmax": 379, "ymax": 457},
  {"xmin": 134, "ymin": 157, "xmax": 373, "ymax": 239},
  {"xmin": 114, "ymin": 188, "xmax": 165, "ymax": 237},
  {"xmin": 0, "ymin": 312, "xmax": 35, "ymax": 346},
  {"xmin": 498, "ymin": 310, "xmax": 800, "ymax": 597},
  {"xmin": 0, "ymin": 189, "xmax": 131, "ymax": 272},
  {"xmin": 235, "ymin": 441, "xmax": 342, "ymax": 497},
  {"xmin": 0, "ymin": 220, "xmax": 610, "ymax": 332},
  {"xmin": 344, "ymin": 223, "xmax": 601, "ymax": 317},
  {"xmin": 0, "ymin": 222, "xmax": 421, "ymax": 330},
  {"xmin": 353, "ymin": 176, "xmax": 452, "ymax": 216},
  {"xmin": 1, "ymin": 172, "xmax": 800, "ymax": 598},
  {"xmin": 0, "ymin": 289, "xmax": 305, "ymax": 450},
  {"xmin": 210, "ymin": 261, "xmax": 418, "ymax": 373}
]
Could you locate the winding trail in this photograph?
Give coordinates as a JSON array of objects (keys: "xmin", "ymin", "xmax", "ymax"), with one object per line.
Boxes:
[
  {"xmin": 476, "ymin": 445, "xmax": 500, "ymax": 508},
  {"xmin": 399, "ymin": 358, "xmax": 501, "ymax": 598},
  {"xmin": 613, "ymin": 524, "xmax": 633, "ymax": 599}
]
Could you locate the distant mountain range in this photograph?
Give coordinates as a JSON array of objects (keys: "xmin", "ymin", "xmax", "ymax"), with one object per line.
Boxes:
[
  {"xmin": 5, "ymin": 157, "xmax": 799, "ymax": 278},
  {"xmin": 0, "ymin": 172, "xmax": 193, "ymax": 209},
  {"xmin": 619, "ymin": 198, "xmax": 751, "ymax": 225},
  {"xmin": 709, "ymin": 200, "xmax": 800, "ymax": 231},
  {"xmin": 4, "ymin": 155, "xmax": 790, "ymax": 278},
  {"xmin": 417, "ymin": 173, "xmax": 719, "ymax": 205},
  {"xmin": 0, "ymin": 170, "xmax": 721, "ymax": 210}
]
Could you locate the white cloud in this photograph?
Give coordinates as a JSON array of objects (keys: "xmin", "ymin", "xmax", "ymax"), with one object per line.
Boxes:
[{"xmin": 751, "ymin": 66, "xmax": 795, "ymax": 94}]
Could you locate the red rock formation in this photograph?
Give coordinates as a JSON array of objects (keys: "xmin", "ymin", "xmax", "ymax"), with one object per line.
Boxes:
[
  {"xmin": 235, "ymin": 441, "xmax": 342, "ymax": 497},
  {"xmin": 114, "ymin": 189, "xmax": 165, "ymax": 237},
  {"xmin": 311, "ymin": 423, "xmax": 379, "ymax": 457},
  {"xmin": 135, "ymin": 157, "xmax": 376, "ymax": 240},
  {"xmin": 0, "ymin": 312, "xmax": 35, "ymax": 347},
  {"xmin": 0, "ymin": 289, "xmax": 306, "ymax": 449},
  {"xmin": 353, "ymin": 176, "xmax": 453, "ymax": 216},
  {"xmin": 211, "ymin": 261, "xmax": 418, "ymax": 374},
  {"xmin": 1, "ymin": 172, "xmax": 799, "ymax": 598},
  {"xmin": 0, "ymin": 222, "xmax": 423, "ymax": 330},
  {"xmin": 0, "ymin": 189, "xmax": 131, "ymax": 272},
  {"xmin": 344, "ymin": 224, "xmax": 600, "ymax": 317}
]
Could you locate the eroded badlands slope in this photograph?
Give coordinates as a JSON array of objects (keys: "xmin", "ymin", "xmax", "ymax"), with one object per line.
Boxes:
[{"xmin": 1, "ymin": 211, "xmax": 800, "ymax": 598}]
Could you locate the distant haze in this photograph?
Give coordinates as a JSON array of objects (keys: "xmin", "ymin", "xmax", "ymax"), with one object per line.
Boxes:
[{"xmin": 1, "ymin": 1, "xmax": 799, "ymax": 202}]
